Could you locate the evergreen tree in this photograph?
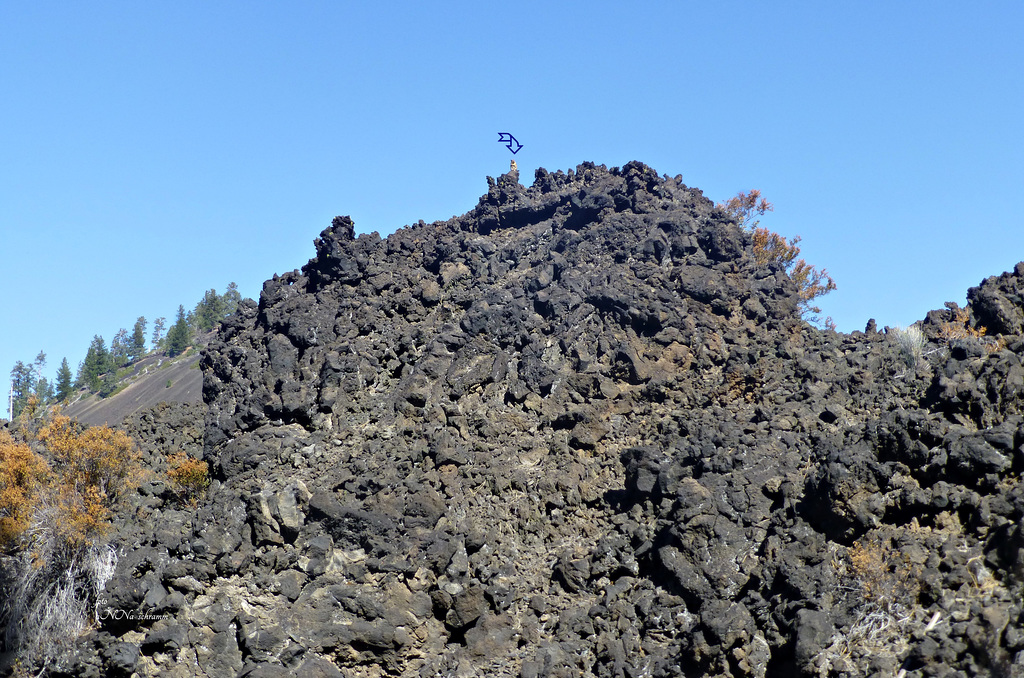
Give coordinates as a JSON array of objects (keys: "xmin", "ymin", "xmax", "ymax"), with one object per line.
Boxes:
[
  {"xmin": 99, "ymin": 371, "xmax": 119, "ymax": 398},
  {"xmin": 55, "ymin": 358, "xmax": 74, "ymax": 402},
  {"xmin": 166, "ymin": 306, "xmax": 192, "ymax": 357},
  {"xmin": 111, "ymin": 328, "xmax": 131, "ymax": 367},
  {"xmin": 192, "ymin": 284, "xmax": 243, "ymax": 331},
  {"xmin": 193, "ymin": 289, "xmax": 225, "ymax": 332},
  {"xmin": 77, "ymin": 335, "xmax": 110, "ymax": 391},
  {"xmin": 223, "ymin": 282, "xmax": 242, "ymax": 317},
  {"xmin": 8, "ymin": 352, "xmax": 45, "ymax": 418},
  {"xmin": 152, "ymin": 317, "xmax": 166, "ymax": 349},
  {"xmin": 9, "ymin": 361, "xmax": 34, "ymax": 419},
  {"xmin": 35, "ymin": 377, "xmax": 53, "ymax": 406},
  {"xmin": 130, "ymin": 316, "xmax": 147, "ymax": 360}
]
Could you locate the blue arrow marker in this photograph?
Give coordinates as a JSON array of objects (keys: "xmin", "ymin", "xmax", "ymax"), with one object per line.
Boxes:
[{"xmin": 498, "ymin": 132, "xmax": 523, "ymax": 154}]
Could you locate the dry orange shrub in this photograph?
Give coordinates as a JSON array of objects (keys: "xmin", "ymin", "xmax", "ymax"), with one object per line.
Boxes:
[
  {"xmin": 719, "ymin": 189, "xmax": 774, "ymax": 230},
  {"xmin": 0, "ymin": 432, "xmax": 50, "ymax": 549},
  {"xmin": 36, "ymin": 415, "xmax": 141, "ymax": 552},
  {"xmin": 719, "ymin": 190, "xmax": 836, "ymax": 324},
  {"xmin": 939, "ymin": 306, "xmax": 987, "ymax": 341},
  {"xmin": 749, "ymin": 227, "xmax": 836, "ymax": 318},
  {"xmin": 849, "ymin": 537, "xmax": 920, "ymax": 608},
  {"xmin": 791, "ymin": 258, "xmax": 838, "ymax": 318},
  {"xmin": 0, "ymin": 415, "xmax": 142, "ymax": 554},
  {"xmin": 166, "ymin": 452, "xmax": 210, "ymax": 506},
  {"xmin": 751, "ymin": 227, "xmax": 800, "ymax": 268},
  {"xmin": 938, "ymin": 304, "xmax": 1008, "ymax": 353},
  {"xmin": 37, "ymin": 415, "xmax": 141, "ymax": 500}
]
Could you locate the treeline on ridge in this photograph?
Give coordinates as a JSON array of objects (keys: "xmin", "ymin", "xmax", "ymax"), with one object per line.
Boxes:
[{"xmin": 8, "ymin": 284, "xmax": 245, "ymax": 420}]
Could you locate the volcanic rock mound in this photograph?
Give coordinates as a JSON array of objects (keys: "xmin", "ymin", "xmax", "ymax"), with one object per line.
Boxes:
[{"xmin": 66, "ymin": 163, "xmax": 1024, "ymax": 677}]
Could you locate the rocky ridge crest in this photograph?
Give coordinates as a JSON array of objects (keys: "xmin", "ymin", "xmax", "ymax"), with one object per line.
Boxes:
[{"xmin": 59, "ymin": 162, "xmax": 1024, "ymax": 677}]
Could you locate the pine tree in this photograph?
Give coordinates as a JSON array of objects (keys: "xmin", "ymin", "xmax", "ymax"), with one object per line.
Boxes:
[
  {"xmin": 8, "ymin": 353, "xmax": 46, "ymax": 418},
  {"xmin": 166, "ymin": 306, "xmax": 192, "ymax": 357},
  {"xmin": 111, "ymin": 328, "xmax": 131, "ymax": 367},
  {"xmin": 223, "ymin": 282, "xmax": 242, "ymax": 317},
  {"xmin": 55, "ymin": 358, "xmax": 74, "ymax": 402},
  {"xmin": 9, "ymin": 361, "xmax": 34, "ymax": 419},
  {"xmin": 99, "ymin": 371, "xmax": 119, "ymax": 398},
  {"xmin": 194, "ymin": 289, "xmax": 225, "ymax": 332},
  {"xmin": 35, "ymin": 377, "xmax": 53, "ymax": 406},
  {"xmin": 77, "ymin": 336, "xmax": 110, "ymax": 391},
  {"xmin": 152, "ymin": 317, "xmax": 166, "ymax": 349},
  {"xmin": 130, "ymin": 317, "xmax": 147, "ymax": 360}
]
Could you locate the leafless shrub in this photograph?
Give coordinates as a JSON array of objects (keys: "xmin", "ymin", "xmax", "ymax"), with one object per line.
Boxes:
[
  {"xmin": 19, "ymin": 567, "xmax": 92, "ymax": 670},
  {"xmin": 3, "ymin": 535, "xmax": 118, "ymax": 673},
  {"xmin": 812, "ymin": 538, "xmax": 924, "ymax": 676}
]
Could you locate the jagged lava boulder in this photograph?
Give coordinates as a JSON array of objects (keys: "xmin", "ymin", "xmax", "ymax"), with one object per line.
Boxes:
[{"xmin": 70, "ymin": 162, "xmax": 1024, "ymax": 677}]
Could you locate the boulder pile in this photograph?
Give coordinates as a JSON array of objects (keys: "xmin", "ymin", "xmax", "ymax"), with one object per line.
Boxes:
[{"xmin": 61, "ymin": 162, "xmax": 1024, "ymax": 677}]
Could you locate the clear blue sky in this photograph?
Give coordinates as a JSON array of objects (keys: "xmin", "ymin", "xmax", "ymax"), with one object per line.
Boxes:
[{"xmin": 3, "ymin": 2, "xmax": 1023, "ymax": 402}]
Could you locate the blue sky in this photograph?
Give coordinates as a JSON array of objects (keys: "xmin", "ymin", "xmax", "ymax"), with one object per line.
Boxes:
[{"xmin": 2, "ymin": 2, "xmax": 1023, "ymax": 402}]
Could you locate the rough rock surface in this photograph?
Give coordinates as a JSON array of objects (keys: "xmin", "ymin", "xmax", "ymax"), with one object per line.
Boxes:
[{"xmin": 52, "ymin": 163, "xmax": 1024, "ymax": 677}]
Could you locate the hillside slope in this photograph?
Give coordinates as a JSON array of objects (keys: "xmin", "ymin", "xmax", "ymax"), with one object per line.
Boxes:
[
  {"xmin": 63, "ymin": 353, "xmax": 202, "ymax": 426},
  {"xmin": 47, "ymin": 162, "xmax": 1024, "ymax": 677},
  {"xmin": 62, "ymin": 333, "xmax": 218, "ymax": 426}
]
